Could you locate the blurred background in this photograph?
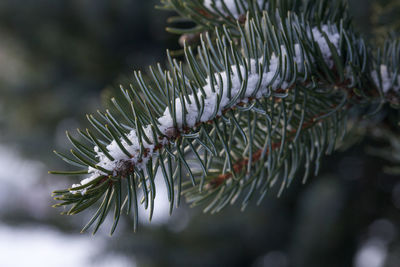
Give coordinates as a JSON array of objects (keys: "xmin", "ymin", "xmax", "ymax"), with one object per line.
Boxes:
[{"xmin": 0, "ymin": 0, "xmax": 399, "ymax": 266}]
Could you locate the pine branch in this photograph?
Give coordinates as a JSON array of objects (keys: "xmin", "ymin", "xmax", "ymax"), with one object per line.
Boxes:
[{"xmin": 50, "ymin": 0, "xmax": 400, "ymax": 234}]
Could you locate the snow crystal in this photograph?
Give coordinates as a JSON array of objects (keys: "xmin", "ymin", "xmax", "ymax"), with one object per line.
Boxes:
[
  {"xmin": 371, "ymin": 64, "xmax": 400, "ymax": 94},
  {"xmin": 70, "ymin": 25, "xmax": 341, "ymax": 194}
]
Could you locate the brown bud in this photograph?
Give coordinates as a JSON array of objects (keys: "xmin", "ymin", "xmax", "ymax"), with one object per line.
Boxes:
[
  {"xmin": 238, "ymin": 14, "xmax": 247, "ymax": 24},
  {"xmin": 165, "ymin": 127, "xmax": 178, "ymax": 138}
]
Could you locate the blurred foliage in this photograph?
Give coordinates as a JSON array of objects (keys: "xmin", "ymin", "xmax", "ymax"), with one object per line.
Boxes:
[
  {"xmin": 367, "ymin": 126, "xmax": 400, "ymax": 175},
  {"xmin": 0, "ymin": 0, "xmax": 175, "ymax": 160},
  {"xmin": 371, "ymin": 0, "xmax": 400, "ymax": 38},
  {"xmin": 0, "ymin": 0, "xmax": 399, "ymax": 267}
]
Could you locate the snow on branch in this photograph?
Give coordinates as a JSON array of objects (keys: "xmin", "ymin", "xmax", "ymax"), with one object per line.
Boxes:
[
  {"xmin": 70, "ymin": 25, "xmax": 340, "ymax": 195},
  {"xmin": 372, "ymin": 65, "xmax": 400, "ymax": 94}
]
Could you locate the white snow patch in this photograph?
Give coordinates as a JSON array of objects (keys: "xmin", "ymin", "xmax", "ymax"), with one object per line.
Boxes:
[
  {"xmin": 0, "ymin": 224, "xmax": 134, "ymax": 267},
  {"xmin": 354, "ymin": 239, "xmax": 387, "ymax": 267},
  {"xmin": 0, "ymin": 145, "xmax": 49, "ymax": 217}
]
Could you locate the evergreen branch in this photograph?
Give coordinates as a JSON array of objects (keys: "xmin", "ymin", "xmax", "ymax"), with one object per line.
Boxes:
[{"xmin": 50, "ymin": 0, "xmax": 398, "ymax": 234}]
